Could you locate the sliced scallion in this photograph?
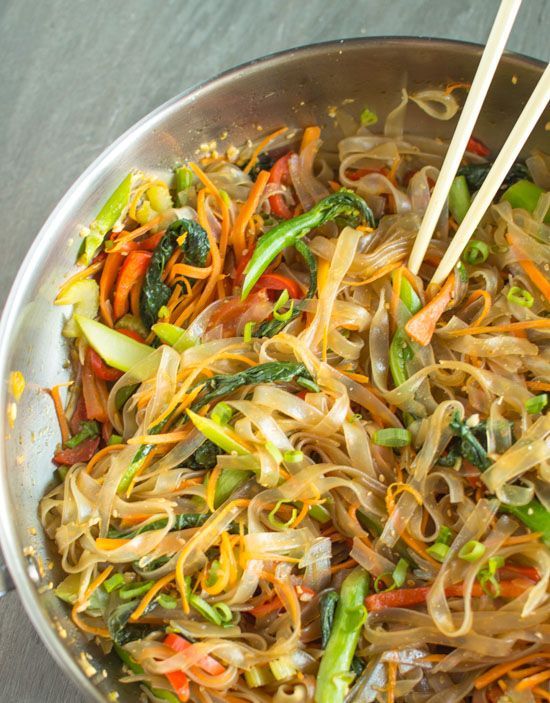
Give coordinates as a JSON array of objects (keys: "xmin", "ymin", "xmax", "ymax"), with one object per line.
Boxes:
[
  {"xmin": 507, "ymin": 286, "xmax": 534, "ymax": 308},
  {"xmin": 525, "ymin": 393, "xmax": 548, "ymax": 415},
  {"xmin": 458, "ymin": 540, "xmax": 486, "ymax": 562},
  {"xmin": 462, "ymin": 240, "xmax": 489, "ymax": 265},
  {"xmin": 426, "ymin": 542, "xmax": 450, "ymax": 562},
  {"xmin": 373, "ymin": 428, "xmax": 411, "ymax": 448},
  {"xmin": 211, "ymin": 402, "xmax": 233, "ymax": 426}
]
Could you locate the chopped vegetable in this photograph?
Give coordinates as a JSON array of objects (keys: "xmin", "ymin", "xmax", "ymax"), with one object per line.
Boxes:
[
  {"xmin": 405, "ymin": 273, "xmax": 455, "ymax": 346},
  {"xmin": 315, "ymin": 568, "xmax": 369, "ymax": 703},
  {"xmin": 458, "ymin": 540, "xmax": 486, "ymax": 562},
  {"xmin": 319, "ymin": 591, "xmax": 339, "ymax": 648},
  {"xmin": 360, "ymin": 106, "xmax": 378, "ymax": 127},
  {"xmin": 113, "ymin": 250, "xmax": 152, "ymax": 321},
  {"xmin": 373, "ymin": 428, "xmax": 411, "ymax": 447},
  {"xmin": 76, "ymin": 315, "xmax": 152, "ymax": 372},
  {"xmin": 187, "ymin": 409, "xmax": 248, "ymax": 456},
  {"xmin": 500, "ymin": 500, "xmax": 550, "ymax": 546},
  {"xmin": 507, "ymin": 286, "xmax": 534, "ymax": 308},
  {"xmin": 457, "ymin": 160, "xmax": 529, "ymax": 192},
  {"xmin": 462, "ymin": 240, "xmax": 489, "ymax": 265},
  {"xmin": 56, "ymin": 278, "xmax": 100, "ymax": 338},
  {"xmin": 64, "ymin": 420, "xmax": 99, "ymax": 449},
  {"xmin": 525, "ymin": 394, "xmax": 548, "ymax": 414},
  {"xmin": 448, "ymin": 175, "xmax": 471, "ymax": 224},
  {"xmin": 501, "ymin": 179, "xmax": 550, "ymax": 223},
  {"xmin": 152, "ymin": 322, "xmax": 196, "ymax": 352}
]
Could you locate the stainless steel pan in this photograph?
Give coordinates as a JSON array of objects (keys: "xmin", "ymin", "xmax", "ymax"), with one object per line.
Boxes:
[{"xmin": 0, "ymin": 38, "xmax": 546, "ymax": 702}]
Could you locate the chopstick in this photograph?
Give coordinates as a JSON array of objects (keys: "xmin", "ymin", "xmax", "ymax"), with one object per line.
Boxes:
[
  {"xmin": 431, "ymin": 62, "xmax": 550, "ymax": 286},
  {"xmin": 407, "ymin": 0, "xmax": 522, "ymax": 276}
]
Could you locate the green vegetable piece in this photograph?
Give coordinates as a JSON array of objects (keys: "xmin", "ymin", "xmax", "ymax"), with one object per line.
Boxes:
[
  {"xmin": 458, "ymin": 540, "xmax": 486, "ymax": 562},
  {"xmin": 308, "ymin": 503, "xmax": 332, "ymax": 523},
  {"xmin": 108, "ymin": 434, "xmax": 123, "ymax": 446},
  {"xmin": 211, "ymin": 402, "xmax": 233, "ymax": 425},
  {"xmin": 268, "ymin": 500, "xmax": 297, "ymax": 529},
  {"xmin": 119, "ymin": 580, "xmax": 154, "ymax": 601},
  {"xmin": 152, "ymin": 322, "xmax": 196, "ymax": 352},
  {"xmin": 462, "ymin": 240, "xmax": 489, "ymax": 265},
  {"xmin": 457, "ymin": 161, "xmax": 529, "ymax": 192},
  {"xmin": 373, "ymin": 428, "xmax": 411, "ymax": 448},
  {"xmin": 54, "ymin": 573, "xmax": 81, "ymax": 604},
  {"xmin": 525, "ymin": 394, "xmax": 548, "ymax": 415},
  {"xmin": 80, "ymin": 174, "xmax": 132, "ymax": 265},
  {"xmin": 507, "ymin": 286, "xmax": 534, "ymax": 308},
  {"xmin": 391, "ymin": 558, "xmax": 409, "ymax": 588},
  {"xmin": 117, "ymin": 442, "xmax": 156, "ymax": 495},
  {"xmin": 399, "ymin": 276, "xmax": 422, "ymax": 315},
  {"xmin": 104, "ymin": 573, "xmax": 126, "ymax": 593},
  {"xmin": 283, "ymin": 449, "xmax": 303, "ymax": 463},
  {"xmin": 319, "ymin": 590, "xmax": 339, "ymax": 648},
  {"xmin": 191, "ymin": 361, "xmax": 313, "ymax": 411},
  {"xmin": 115, "ymin": 384, "xmax": 138, "ymax": 411},
  {"xmin": 64, "ymin": 420, "xmax": 99, "ymax": 448},
  {"xmin": 75, "ymin": 315, "xmax": 152, "ymax": 372},
  {"xmin": 270, "ymin": 656, "xmax": 296, "ymax": 681},
  {"xmin": 140, "ymin": 218, "xmax": 210, "ymax": 328},
  {"xmin": 389, "ymin": 328, "xmax": 414, "ymax": 387},
  {"xmin": 157, "ymin": 593, "xmax": 178, "ymax": 609},
  {"xmin": 108, "ymin": 512, "xmax": 209, "ymax": 539},
  {"xmin": 447, "ymin": 413, "xmax": 491, "ymax": 470},
  {"xmin": 501, "ymin": 179, "xmax": 550, "ymax": 223},
  {"xmin": 449, "ymin": 175, "xmax": 471, "ymax": 224},
  {"xmin": 242, "ymin": 190, "xmax": 374, "ymax": 299},
  {"xmin": 436, "ymin": 525, "xmax": 453, "ymax": 545},
  {"xmin": 426, "ymin": 542, "xmax": 450, "ymax": 562},
  {"xmin": 189, "ymin": 593, "xmax": 223, "ymax": 625},
  {"xmin": 187, "ymin": 409, "xmax": 248, "ymax": 456},
  {"xmin": 360, "ymin": 107, "xmax": 378, "ymax": 127},
  {"xmin": 315, "ymin": 568, "xmax": 369, "ymax": 703},
  {"xmin": 114, "ymin": 645, "xmax": 180, "ymax": 703},
  {"xmin": 244, "ymin": 666, "xmax": 273, "ymax": 688},
  {"xmin": 500, "ymin": 499, "xmax": 550, "ymax": 546}
]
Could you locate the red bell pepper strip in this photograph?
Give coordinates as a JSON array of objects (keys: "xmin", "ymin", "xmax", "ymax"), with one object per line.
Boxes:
[
  {"xmin": 345, "ymin": 166, "xmax": 389, "ymax": 181},
  {"xmin": 165, "ymin": 670, "xmax": 190, "ymax": 702},
  {"xmin": 89, "ymin": 347, "xmax": 123, "ymax": 382},
  {"xmin": 254, "ymin": 272, "xmax": 304, "ymax": 299},
  {"xmin": 118, "ymin": 328, "xmax": 146, "ymax": 343},
  {"xmin": 53, "ymin": 436, "xmax": 100, "ymax": 466},
  {"xmin": 268, "ymin": 152, "xmax": 295, "ymax": 220},
  {"xmin": 116, "ymin": 230, "xmax": 165, "ymax": 254},
  {"xmin": 113, "ymin": 251, "xmax": 152, "ymax": 321},
  {"xmin": 365, "ymin": 579, "xmax": 534, "ymax": 612},
  {"xmin": 466, "ymin": 136, "xmax": 490, "ymax": 158},
  {"xmin": 164, "ymin": 634, "xmax": 225, "ymax": 676},
  {"xmin": 99, "ymin": 253, "xmax": 123, "ymax": 328},
  {"xmin": 82, "ymin": 349, "xmax": 109, "ymax": 423}
]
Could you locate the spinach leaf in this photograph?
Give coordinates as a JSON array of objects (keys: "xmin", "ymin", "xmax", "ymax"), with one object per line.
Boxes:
[
  {"xmin": 191, "ymin": 361, "xmax": 313, "ymax": 410},
  {"xmin": 457, "ymin": 161, "xmax": 529, "ymax": 192},
  {"xmin": 140, "ymin": 218, "xmax": 210, "ymax": 328},
  {"xmin": 439, "ymin": 412, "xmax": 491, "ymax": 470},
  {"xmin": 255, "ymin": 239, "xmax": 318, "ymax": 338},
  {"xmin": 64, "ymin": 420, "xmax": 99, "ymax": 449},
  {"xmin": 186, "ymin": 439, "xmax": 219, "ymax": 470},
  {"xmin": 248, "ymin": 152, "xmax": 275, "ymax": 180},
  {"xmin": 320, "ymin": 590, "xmax": 339, "ymax": 648},
  {"xmin": 106, "ymin": 599, "xmax": 149, "ymax": 645}
]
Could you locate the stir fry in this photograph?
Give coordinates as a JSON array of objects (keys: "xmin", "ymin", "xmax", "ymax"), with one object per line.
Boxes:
[{"xmin": 41, "ymin": 86, "xmax": 550, "ymax": 703}]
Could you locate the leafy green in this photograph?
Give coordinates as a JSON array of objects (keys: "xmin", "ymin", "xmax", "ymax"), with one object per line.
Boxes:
[
  {"xmin": 242, "ymin": 190, "xmax": 375, "ymax": 299},
  {"xmin": 255, "ymin": 239, "xmax": 318, "ymax": 337},
  {"xmin": 114, "ymin": 645, "xmax": 180, "ymax": 703},
  {"xmin": 140, "ymin": 218, "xmax": 210, "ymax": 328},
  {"xmin": 457, "ymin": 161, "xmax": 529, "ymax": 192},
  {"xmin": 191, "ymin": 361, "xmax": 313, "ymax": 411},
  {"xmin": 438, "ymin": 413, "xmax": 491, "ymax": 470},
  {"xmin": 106, "ymin": 599, "xmax": 149, "ymax": 645},
  {"xmin": 186, "ymin": 439, "xmax": 219, "ymax": 470},
  {"xmin": 319, "ymin": 590, "xmax": 339, "ymax": 648},
  {"xmin": 64, "ymin": 420, "xmax": 99, "ymax": 449},
  {"xmin": 108, "ymin": 512, "xmax": 209, "ymax": 539},
  {"xmin": 500, "ymin": 500, "xmax": 550, "ymax": 546},
  {"xmin": 248, "ymin": 152, "xmax": 275, "ymax": 180}
]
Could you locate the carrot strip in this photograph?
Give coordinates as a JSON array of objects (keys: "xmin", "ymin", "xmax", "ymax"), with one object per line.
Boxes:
[
  {"xmin": 387, "ymin": 660, "xmax": 397, "ymax": 703},
  {"xmin": 95, "ymin": 537, "xmax": 130, "ymax": 551},
  {"xmin": 474, "ymin": 651, "xmax": 550, "ymax": 690},
  {"xmin": 300, "ymin": 126, "xmax": 321, "ymax": 153},
  {"xmin": 516, "ymin": 671, "xmax": 550, "ymax": 692},
  {"xmin": 508, "ymin": 666, "xmax": 546, "ymax": 679},
  {"xmin": 533, "ymin": 687, "xmax": 550, "ymax": 702},
  {"xmin": 330, "ymin": 558, "xmax": 358, "ymax": 575},
  {"xmin": 447, "ymin": 319, "xmax": 550, "ymax": 337},
  {"xmin": 464, "ymin": 289, "xmax": 492, "ymax": 326},
  {"xmin": 48, "ymin": 385, "xmax": 71, "ymax": 444},
  {"xmin": 85, "ymin": 443, "xmax": 124, "ymax": 475},
  {"xmin": 243, "ymin": 126, "xmax": 288, "ymax": 174},
  {"xmin": 56, "ymin": 260, "xmax": 104, "ymax": 300},
  {"xmin": 503, "ymin": 532, "xmax": 543, "ymax": 546},
  {"xmin": 99, "ymin": 253, "xmax": 123, "ymax": 327},
  {"xmin": 130, "ymin": 275, "xmax": 144, "ymax": 319},
  {"xmin": 129, "ymin": 571, "xmax": 176, "ymax": 622},
  {"xmin": 206, "ymin": 465, "xmax": 222, "ymax": 512},
  {"xmin": 231, "ymin": 170, "xmax": 271, "ymax": 260},
  {"xmin": 171, "ymin": 263, "xmax": 213, "ymax": 280},
  {"xmin": 405, "ymin": 273, "xmax": 455, "ymax": 346},
  {"xmin": 390, "ymin": 266, "xmax": 404, "ymax": 323},
  {"xmin": 526, "ymin": 381, "xmax": 550, "ymax": 392},
  {"xmin": 507, "ymin": 233, "xmax": 550, "ymax": 303},
  {"xmin": 109, "ymin": 215, "xmax": 163, "ymax": 251}
]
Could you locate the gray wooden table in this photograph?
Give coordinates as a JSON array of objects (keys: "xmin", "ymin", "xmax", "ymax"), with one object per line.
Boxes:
[{"xmin": 0, "ymin": 0, "xmax": 547, "ymax": 700}]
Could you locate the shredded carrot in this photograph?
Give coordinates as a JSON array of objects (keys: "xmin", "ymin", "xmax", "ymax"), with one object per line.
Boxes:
[
  {"xmin": 516, "ymin": 671, "xmax": 550, "ymax": 692},
  {"xmin": 129, "ymin": 571, "xmax": 177, "ymax": 622},
  {"xmin": 464, "ymin": 289, "xmax": 492, "ymax": 326},
  {"xmin": 504, "ymin": 531, "xmax": 543, "ymax": 546},
  {"xmin": 71, "ymin": 565, "xmax": 114, "ymax": 638},
  {"xmin": 109, "ymin": 215, "xmax": 163, "ymax": 251},
  {"xmin": 85, "ymin": 443, "xmax": 124, "ymax": 475},
  {"xmin": 119, "ymin": 514, "xmax": 158, "ymax": 528},
  {"xmin": 526, "ymin": 381, "xmax": 550, "ymax": 392},
  {"xmin": 243, "ymin": 126, "xmax": 288, "ymax": 174},
  {"xmin": 99, "ymin": 253, "xmax": 122, "ymax": 327},
  {"xmin": 344, "ymin": 260, "xmax": 403, "ymax": 286},
  {"xmin": 533, "ymin": 687, "xmax": 550, "ymax": 702},
  {"xmin": 387, "ymin": 156, "xmax": 401, "ymax": 186},
  {"xmin": 300, "ymin": 126, "xmax": 321, "ymax": 153},
  {"xmin": 163, "ymin": 247, "xmax": 183, "ymax": 284},
  {"xmin": 95, "ymin": 537, "xmax": 130, "ymax": 551},
  {"xmin": 56, "ymin": 260, "xmax": 104, "ymax": 300},
  {"xmin": 508, "ymin": 666, "xmax": 547, "ymax": 679},
  {"xmin": 171, "ymin": 262, "xmax": 213, "ymax": 280},
  {"xmin": 474, "ymin": 651, "xmax": 550, "ymax": 690},
  {"xmin": 447, "ymin": 319, "xmax": 550, "ymax": 337},
  {"xmin": 507, "ymin": 233, "xmax": 550, "ymax": 303},
  {"xmin": 231, "ymin": 169, "xmax": 271, "ymax": 260},
  {"xmin": 405, "ymin": 272, "xmax": 455, "ymax": 346},
  {"xmin": 387, "ymin": 660, "xmax": 397, "ymax": 703},
  {"xmin": 206, "ymin": 465, "xmax": 222, "ymax": 512},
  {"xmin": 330, "ymin": 558, "xmax": 358, "ymax": 574},
  {"xmin": 445, "ymin": 81, "xmax": 471, "ymax": 94},
  {"xmin": 419, "ymin": 654, "xmax": 447, "ymax": 663},
  {"xmin": 48, "ymin": 385, "xmax": 71, "ymax": 444},
  {"xmin": 341, "ymin": 370, "xmax": 370, "ymax": 384}
]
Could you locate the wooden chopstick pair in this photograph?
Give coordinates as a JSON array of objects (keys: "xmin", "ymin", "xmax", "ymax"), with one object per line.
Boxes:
[{"xmin": 408, "ymin": 0, "xmax": 550, "ymax": 287}]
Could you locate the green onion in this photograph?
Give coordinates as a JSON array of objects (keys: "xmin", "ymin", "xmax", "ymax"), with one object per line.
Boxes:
[
  {"xmin": 151, "ymin": 322, "xmax": 196, "ymax": 352},
  {"xmin": 269, "ymin": 656, "xmax": 296, "ymax": 681},
  {"xmin": 119, "ymin": 580, "xmax": 154, "ymax": 601},
  {"xmin": 360, "ymin": 106, "xmax": 378, "ymax": 127},
  {"xmin": 462, "ymin": 240, "xmax": 489, "ymax": 265},
  {"xmin": 265, "ymin": 441, "xmax": 283, "ymax": 464},
  {"xmin": 213, "ymin": 602, "xmax": 233, "ymax": 624},
  {"xmin": 211, "ymin": 402, "xmax": 233, "ymax": 426},
  {"xmin": 296, "ymin": 376, "xmax": 320, "ymax": 392},
  {"xmin": 525, "ymin": 394, "xmax": 548, "ymax": 415},
  {"xmin": 456, "ymin": 261, "xmax": 469, "ymax": 283},
  {"xmin": 309, "ymin": 503, "xmax": 331, "ymax": 523},
  {"xmin": 272, "ymin": 289, "xmax": 295, "ymax": 323},
  {"xmin": 391, "ymin": 558, "xmax": 409, "ymax": 588},
  {"xmin": 103, "ymin": 573, "xmax": 125, "ymax": 593},
  {"xmin": 268, "ymin": 500, "xmax": 297, "ymax": 529},
  {"xmin": 283, "ymin": 449, "xmax": 304, "ymax": 463},
  {"xmin": 244, "ymin": 666, "xmax": 273, "ymax": 688},
  {"xmin": 57, "ymin": 466, "xmax": 69, "ymax": 482},
  {"xmin": 175, "ymin": 167, "xmax": 194, "ymax": 203},
  {"xmin": 507, "ymin": 286, "xmax": 534, "ymax": 308},
  {"xmin": 449, "ymin": 175, "xmax": 471, "ymax": 224},
  {"xmin": 501, "ymin": 179, "xmax": 550, "ymax": 224},
  {"xmin": 426, "ymin": 542, "xmax": 450, "ymax": 562},
  {"xmin": 373, "ymin": 428, "xmax": 411, "ymax": 448},
  {"xmin": 243, "ymin": 321, "xmax": 255, "ymax": 343},
  {"xmin": 157, "ymin": 593, "xmax": 178, "ymax": 609},
  {"xmin": 64, "ymin": 420, "xmax": 99, "ymax": 448},
  {"xmin": 458, "ymin": 540, "xmax": 486, "ymax": 562},
  {"xmin": 187, "ymin": 409, "xmax": 248, "ymax": 456},
  {"xmin": 477, "ymin": 555, "xmax": 505, "ymax": 597},
  {"xmin": 189, "ymin": 593, "xmax": 222, "ymax": 625},
  {"xmin": 108, "ymin": 434, "xmax": 123, "ymax": 446},
  {"xmin": 436, "ymin": 525, "xmax": 453, "ymax": 546},
  {"xmin": 219, "ymin": 189, "xmax": 231, "ymax": 207}
]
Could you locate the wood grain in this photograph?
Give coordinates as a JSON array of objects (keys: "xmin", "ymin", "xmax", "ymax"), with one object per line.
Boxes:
[{"xmin": 0, "ymin": 0, "xmax": 547, "ymax": 700}]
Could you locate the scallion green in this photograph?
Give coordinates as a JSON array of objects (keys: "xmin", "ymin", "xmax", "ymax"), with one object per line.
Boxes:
[
  {"xmin": 462, "ymin": 240, "xmax": 489, "ymax": 265},
  {"xmin": 373, "ymin": 428, "xmax": 411, "ymax": 448},
  {"xmin": 507, "ymin": 286, "xmax": 534, "ymax": 308},
  {"xmin": 525, "ymin": 394, "xmax": 548, "ymax": 415},
  {"xmin": 458, "ymin": 540, "xmax": 486, "ymax": 562}
]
